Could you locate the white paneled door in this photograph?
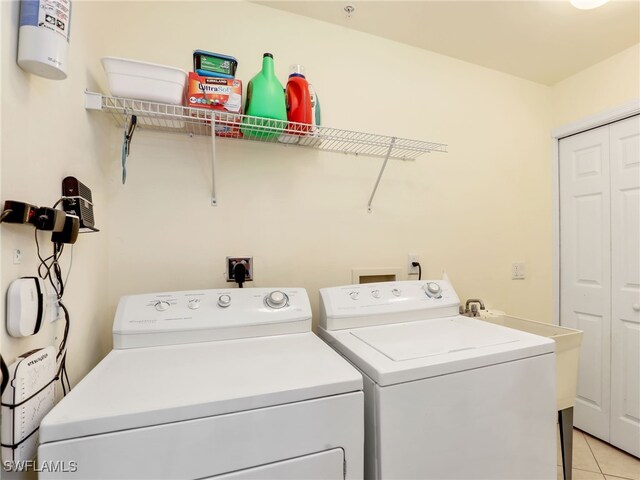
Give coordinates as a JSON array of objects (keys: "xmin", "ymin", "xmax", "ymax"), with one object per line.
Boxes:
[
  {"xmin": 560, "ymin": 124, "xmax": 612, "ymax": 440},
  {"xmin": 610, "ymin": 116, "xmax": 640, "ymax": 457},
  {"xmin": 560, "ymin": 114, "xmax": 640, "ymax": 457}
]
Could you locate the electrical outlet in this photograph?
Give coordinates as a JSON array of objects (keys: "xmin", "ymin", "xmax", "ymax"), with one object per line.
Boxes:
[
  {"xmin": 408, "ymin": 254, "xmax": 420, "ymax": 275},
  {"xmin": 13, "ymin": 249, "xmax": 22, "ymax": 264},
  {"xmin": 226, "ymin": 256, "xmax": 253, "ymax": 282},
  {"xmin": 512, "ymin": 261, "xmax": 526, "ymax": 280}
]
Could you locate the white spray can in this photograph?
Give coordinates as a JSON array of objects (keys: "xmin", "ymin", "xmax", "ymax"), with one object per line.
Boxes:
[{"xmin": 18, "ymin": 0, "xmax": 71, "ymax": 80}]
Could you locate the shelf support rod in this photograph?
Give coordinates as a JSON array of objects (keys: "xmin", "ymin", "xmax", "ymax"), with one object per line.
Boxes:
[
  {"xmin": 367, "ymin": 137, "xmax": 396, "ymax": 213},
  {"xmin": 210, "ymin": 113, "xmax": 218, "ymax": 206}
]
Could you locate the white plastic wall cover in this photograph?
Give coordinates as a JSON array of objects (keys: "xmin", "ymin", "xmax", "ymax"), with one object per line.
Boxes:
[{"xmin": 6, "ymin": 277, "xmax": 46, "ymax": 337}]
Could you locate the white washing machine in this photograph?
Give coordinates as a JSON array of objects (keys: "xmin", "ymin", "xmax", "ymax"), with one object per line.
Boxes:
[
  {"xmin": 319, "ymin": 280, "xmax": 557, "ymax": 480},
  {"xmin": 38, "ymin": 288, "xmax": 364, "ymax": 479}
]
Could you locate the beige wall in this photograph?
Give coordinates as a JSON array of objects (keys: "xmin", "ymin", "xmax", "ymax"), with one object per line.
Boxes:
[
  {"xmin": 0, "ymin": 0, "xmax": 111, "ymax": 389},
  {"xmin": 88, "ymin": 1, "xmax": 553, "ymax": 326},
  {"xmin": 0, "ymin": 2, "xmax": 637, "ymax": 448},
  {"xmin": 551, "ymin": 43, "xmax": 640, "ymax": 128}
]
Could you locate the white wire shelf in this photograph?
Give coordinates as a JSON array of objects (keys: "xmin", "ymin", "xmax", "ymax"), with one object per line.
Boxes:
[
  {"xmin": 84, "ymin": 91, "xmax": 447, "ymax": 210},
  {"xmin": 85, "ymin": 92, "xmax": 447, "ymax": 160}
]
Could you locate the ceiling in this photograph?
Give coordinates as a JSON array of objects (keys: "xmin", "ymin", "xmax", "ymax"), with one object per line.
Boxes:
[{"xmin": 257, "ymin": 0, "xmax": 640, "ymax": 85}]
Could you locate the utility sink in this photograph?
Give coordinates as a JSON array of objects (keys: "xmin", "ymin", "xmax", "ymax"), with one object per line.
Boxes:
[
  {"xmin": 478, "ymin": 313, "xmax": 584, "ymax": 480},
  {"xmin": 478, "ymin": 314, "xmax": 583, "ymax": 410}
]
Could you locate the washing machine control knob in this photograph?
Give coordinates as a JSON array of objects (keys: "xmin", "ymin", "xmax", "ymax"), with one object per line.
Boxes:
[
  {"xmin": 424, "ymin": 282, "xmax": 442, "ymax": 298},
  {"xmin": 217, "ymin": 294, "xmax": 231, "ymax": 308},
  {"xmin": 266, "ymin": 291, "xmax": 288, "ymax": 309},
  {"xmin": 154, "ymin": 300, "xmax": 170, "ymax": 312},
  {"xmin": 371, "ymin": 289, "xmax": 381, "ymax": 299},
  {"xmin": 349, "ymin": 291, "xmax": 360, "ymax": 300},
  {"xmin": 391, "ymin": 288, "xmax": 401, "ymax": 297},
  {"xmin": 187, "ymin": 298, "xmax": 201, "ymax": 310}
]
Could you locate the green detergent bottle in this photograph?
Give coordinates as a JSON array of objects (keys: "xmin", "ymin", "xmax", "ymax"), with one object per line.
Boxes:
[{"xmin": 242, "ymin": 53, "xmax": 287, "ymax": 140}]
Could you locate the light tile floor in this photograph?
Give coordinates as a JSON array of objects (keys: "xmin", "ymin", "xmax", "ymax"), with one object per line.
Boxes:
[{"xmin": 557, "ymin": 428, "xmax": 640, "ymax": 480}]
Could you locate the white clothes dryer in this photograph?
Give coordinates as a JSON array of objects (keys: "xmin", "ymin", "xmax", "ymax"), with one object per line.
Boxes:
[
  {"xmin": 38, "ymin": 288, "xmax": 364, "ymax": 479},
  {"xmin": 319, "ymin": 280, "xmax": 556, "ymax": 480}
]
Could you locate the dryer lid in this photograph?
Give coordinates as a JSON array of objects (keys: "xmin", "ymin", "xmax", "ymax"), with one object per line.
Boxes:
[
  {"xmin": 39, "ymin": 332, "xmax": 362, "ymax": 443},
  {"xmin": 321, "ymin": 316, "xmax": 555, "ymax": 386},
  {"xmin": 351, "ymin": 317, "xmax": 520, "ymax": 361}
]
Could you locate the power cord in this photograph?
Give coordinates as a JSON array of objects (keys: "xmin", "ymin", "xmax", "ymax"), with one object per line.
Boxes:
[
  {"xmin": 0, "ymin": 355, "xmax": 8, "ymax": 396},
  {"xmin": 412, "ymin": 261, "xmax": 422, "ymax": 281},
  {"xmin": 0, "ymin": 209, "xmax": 13, "ymax": 223},
  {"xmin": 2, "ymin": 204, "xmax": 72, "ymax": 395},
  {"xmin": 34, "ymin": 227, "xmax": 72, "ymax": 395},
  {"xmin": 233, "ymin": 262, "xmax": 247, "ymax": 288}
]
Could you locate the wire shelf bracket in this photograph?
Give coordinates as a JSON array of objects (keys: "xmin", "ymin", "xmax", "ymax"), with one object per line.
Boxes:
[
  {"xmin": 367, "ymin": 137, "xmax": 396, "ymax": 213},
  {"xmin": 84, "ymin": 91, "xmax": 448, "ymax": 210}
]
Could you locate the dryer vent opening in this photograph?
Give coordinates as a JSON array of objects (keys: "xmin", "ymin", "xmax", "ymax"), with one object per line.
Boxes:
[{"xmin": 351, "ymin": 268, "xmax": 401, "ymax": 285}]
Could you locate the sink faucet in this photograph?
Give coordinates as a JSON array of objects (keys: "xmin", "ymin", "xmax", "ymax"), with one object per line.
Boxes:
[{"xmin": 462, "ymin": 299, "xmax": 485, "ymax": 317}]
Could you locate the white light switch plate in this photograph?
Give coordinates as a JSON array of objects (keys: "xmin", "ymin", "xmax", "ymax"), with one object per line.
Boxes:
[{"xmin": 512, "ymin": 261, "xmax": 526, "ymax": 279}]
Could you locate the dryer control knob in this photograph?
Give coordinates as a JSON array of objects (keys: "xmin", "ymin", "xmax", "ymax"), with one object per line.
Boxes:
[
  {"xmin": 633, "ymin": 303, "xmax": 640, "ymax": 312},
  {"xmin": 154, "ymin": 300, "xmax": 170, "ymax": 312},
  {"xmin": 349, "ymin": 291, "xmax": 360, "ymax": 300},
  {"xmin": 217, "ymin": 294, "xmax": 231, "ymax": 308},
  {"xmin": 187, "ymin": 298, "xmax": 201, "ymax": 310},
  {"xmin": 266, "ymin": 291, "xmax": 288, "ymax": 309},
  {"xmin": 391, "ymin": 288, "xmax": 401, "ymax": 297},
  {"xmin": 424, "ymin": 282, "xmax": 442, "ymax": 298},
  {"xmin": 371, "ymin": 289, "xmax": 381, "ymax": 299}
]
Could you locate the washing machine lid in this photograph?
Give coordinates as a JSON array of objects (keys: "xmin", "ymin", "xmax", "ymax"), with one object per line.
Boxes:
[
  {"xmin": 39, "ymin": 332, "xmax": 362, "ymax": 443},
  {"xmin": 321, "ymin": 315, "xmax": 554, "ymax": 386}
]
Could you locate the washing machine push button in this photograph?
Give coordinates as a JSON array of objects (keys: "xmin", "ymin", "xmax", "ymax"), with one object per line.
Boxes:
[
  {"xmin": 217, "ymin": 294, "xmax": 231, "ymax": 308},
  {"xmin": 424, "ymin": 282, "xmax": 442, "ymax": 298},
  {"xmin": 266, "ymin": 291, "xmax": 288, "ymax": 309}
]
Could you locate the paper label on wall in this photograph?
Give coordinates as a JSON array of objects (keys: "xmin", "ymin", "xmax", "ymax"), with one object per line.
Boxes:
[{"xmin": 20, "ymin": 0, "xmax": 72, "ymax": 43}]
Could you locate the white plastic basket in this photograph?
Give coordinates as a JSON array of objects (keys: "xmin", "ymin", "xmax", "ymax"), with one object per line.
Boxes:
[{"xmin": 101, "ymin": 57, "xmax": 187, "ymax": 106}]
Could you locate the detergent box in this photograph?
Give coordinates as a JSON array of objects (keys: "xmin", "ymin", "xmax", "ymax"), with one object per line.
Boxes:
[{"xmin": 187, "ymin": 72, "xmax": 242, "ymax": 137}]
